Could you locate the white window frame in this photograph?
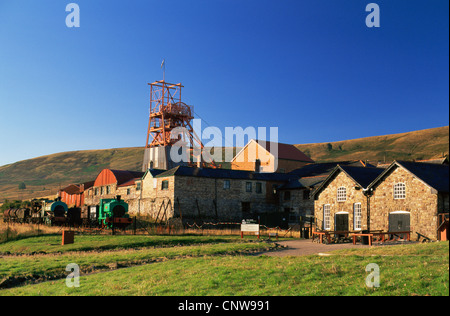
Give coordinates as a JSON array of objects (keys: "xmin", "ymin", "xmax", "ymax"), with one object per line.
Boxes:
[
  {"xmin": 323, "ymin": 204, "xmax": 331, "ymax": 231},
  {"xmin": 393, "ymin": 183, "xmax": 406, "ymax": 199},
  {"xmin": 353, "ymin": 203, "xmax": 362, "ymax": 231},
  {"xmin": 337, "ymin": 186, "xmax": 347, "ymax": 202}
]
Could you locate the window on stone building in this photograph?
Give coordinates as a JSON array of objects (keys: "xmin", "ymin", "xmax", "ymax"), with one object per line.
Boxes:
[
  {"xmin": 393, "ymin": 183, "xmax": 406, "ymax": 199},
  {"xmin": 106, "ymin": 186, "xmax": 110, "ymax": 194},
  {"xmin": 255, "ymin": 182, "xmax": 262, "ymax": 194},
  {"xmin": 136, "ymin": 182, "xmax": 141, "ymax": 191},
  {"xmin": 94, "ymin": 188, "xmax": 98, "ymax": 196},
  {"xmin": 161, "ymin": 180, "xmax": 169, "ymax": 190},
  {"xmin": 223, "ymin": 180, "xmax": 230, "ymax": 190},
  {"xmin": 127, "ymin": 188, "xmax": 131, "ymax": 195},
  {"xmin": 100, "ymin": 187, "xmax": 104, "ymax": 195},
  {"xmin": 245, "ymin": 182, "xmax": 252, "ymax": 192},
  {"xmin": 323, "ymin": 204, "xmax": 331, "ymax": 230},
  {"xmin": 354, "ymin": 203, "xmax": 362, "ymax": 230},
  {"xmin": 284, "ymin": 191, "xmax": 291, "ymax": 201},
  {"xmin": 337, "ymin": 187, "xmax": 347, "ymax": 202}
]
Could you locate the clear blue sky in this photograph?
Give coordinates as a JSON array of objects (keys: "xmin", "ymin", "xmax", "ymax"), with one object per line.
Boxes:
[{"xmin": 0, "ymin": 0, "xmax": 448, "ymax": 166}]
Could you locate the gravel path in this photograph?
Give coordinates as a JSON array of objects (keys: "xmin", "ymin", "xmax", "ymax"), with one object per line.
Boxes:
[{"xmin": 260, "ymin": 239, "xmax": 372, "ymax": 257}]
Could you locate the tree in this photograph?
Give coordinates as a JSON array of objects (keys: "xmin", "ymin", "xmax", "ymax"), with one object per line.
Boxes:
[{"xmin": 18, "ymin": 182, "xmax": 26, "ymax": 190}]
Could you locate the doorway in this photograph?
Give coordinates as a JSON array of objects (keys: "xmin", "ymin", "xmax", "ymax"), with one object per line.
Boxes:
[{"xmin": 389, "ymin": 211, "xmax": 410, "ymax": 232}]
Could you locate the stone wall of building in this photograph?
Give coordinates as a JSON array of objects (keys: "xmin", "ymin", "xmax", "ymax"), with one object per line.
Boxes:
[
  {"xmin": 173, "ymin": 176, "xmax": 279, "ymax": 221},
  {"xmin": 314, "ymin": 171, "xmax": 368, "ymax": 231},
  {"xmin": 280, "ymin": 189, "xmax": 315, "ymax": 217},
  {"xmin": 84, "ymin": 184, "xmax": 119, "ymax": 206},
  {"xmin": 134, "ymin": 175, "xmax": 175, "ymax": 218},
  {"xmin": 314, "ymin": 166, "xmax": 444, "ymax": 240},
  {"xmin": 370, "ymin": 166, "xmax": 439, "ymax": 240}
]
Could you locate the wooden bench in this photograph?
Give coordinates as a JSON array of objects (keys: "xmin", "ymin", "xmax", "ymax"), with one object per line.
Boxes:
[
  {"xmin": 352, "ymin": 233, "xmax": 373, "ymax": 246},
  {"xmin": 352, "ymin": 231, "xmax": 411, "ymax": 245},
  {"xmin": 312, "ymin": 231, "xmax": 352, "ymax": 244},
  {"xmin": 312, "ymin": 231, "xmax": 331, "ymax": 244}
]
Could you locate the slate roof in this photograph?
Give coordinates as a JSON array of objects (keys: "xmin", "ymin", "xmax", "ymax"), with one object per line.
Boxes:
[
  {"xmin": 155, "ymin": 165, "xmax": 297, "ymax": 182},
  {"xmin": 338, "ymin": 166, "xmax": 385, "ymax": 188},
  {"xmin": 368, "ymin": 161, "xmax": 449, "ymax": 193},
  {"xmin": 311, "ymin": 165, "xmax": 385, "ymax": 198},
  {"xmin": 278, "ymin": 175, "xmax": 328, "ymax": 190},
  {"xmin": 288, "ymin": 161, "xmax": 376, "ymax": 178},
  {"xmin": 142, "ymin": 168, "xmax": 167, "ymax": 179}
]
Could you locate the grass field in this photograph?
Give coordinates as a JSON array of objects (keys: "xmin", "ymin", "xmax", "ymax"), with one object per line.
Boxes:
[{"xmin": 0, "ymin": 233, "xmax": 448, "ymax": 296}]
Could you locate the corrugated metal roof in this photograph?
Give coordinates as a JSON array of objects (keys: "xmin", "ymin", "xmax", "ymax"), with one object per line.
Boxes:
[
  {"xmin": 94, "ymin": 169, "xmax": 145, "ymax": 187},
  {"xmin": 108, "ymin": 170, "xmax": 144, "ymax": 185}
]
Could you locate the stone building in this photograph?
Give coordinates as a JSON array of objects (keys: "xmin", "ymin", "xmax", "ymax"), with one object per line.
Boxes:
[
  {"xmin": 59, "ymin": 181, "xmax": 94, "ymax": 208},
  {"xmin": 312, "ymin": 165, "xmax": 384, "ymax": 232},
  {"xmin": 312, "ymin": 161, "xmax": 449, "ymax": 240},
  {"xmin": 278, "ymin": 160, "xmax": 377, "ymax": 224},
  {"xmin": 138, "ymin": 166, "xmax": 295, "ymax": 226},
  {"xmin": 84, "ymin": 169, "xmax": 145, "ymax": 206},
  {"xmin": 74, "ymin": 141, "xmax": 448, "ymax": 238},
  {"xmin": 366, "ymin": 161, "xmax": 449, "ymax": 240}
]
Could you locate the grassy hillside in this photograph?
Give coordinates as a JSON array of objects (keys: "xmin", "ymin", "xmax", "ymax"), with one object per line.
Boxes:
[
  {"xmin": 0, "ymin": 147, "xmax": 144, "ymax": 201},
  {"xmin": 295, "ymin": 126, "xmax": 449, "ymax": 163},
  {"xmin": 0, "ymin": 126, "xmax": 448, "ymax": 201}
]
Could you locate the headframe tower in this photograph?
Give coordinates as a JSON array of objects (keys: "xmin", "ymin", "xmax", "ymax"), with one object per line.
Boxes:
[{"xmin": 142, "ymin": 80, "xmax": 215, "ymax": 171}]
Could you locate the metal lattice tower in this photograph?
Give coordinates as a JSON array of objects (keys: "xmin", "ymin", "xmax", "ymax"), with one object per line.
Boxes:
[{"xmin": 142, "ymin": 80, "xmax": 215, "ymax": 171}]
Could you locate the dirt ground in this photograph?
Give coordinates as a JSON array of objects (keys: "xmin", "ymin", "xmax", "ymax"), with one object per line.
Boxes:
[{"xmin": 259, "ymin": 239, "xmax": 374, "ymax": 257}]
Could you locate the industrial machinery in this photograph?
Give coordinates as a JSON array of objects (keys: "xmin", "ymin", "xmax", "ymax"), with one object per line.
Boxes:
[
  {"xmin": 2, "ymin": 208, "xmax": 29, "ymax": 223},
  {"xmin": 3, "ymin": 196, "xmax": 131, "ymax": 230},
  {"xmin": 3, "ymin": 199, "xmax": 71, "ymax": 226},
  {"xmin": 98, "ymin": 195, "xmax": 132, "ymax": 229},
  {"xmin": 142, "ymin": 80, "xmax": 218, "ymax": 171},
  {"xmin": 40, "ymin": 199, "xmax": 69, "ymax": 225}
]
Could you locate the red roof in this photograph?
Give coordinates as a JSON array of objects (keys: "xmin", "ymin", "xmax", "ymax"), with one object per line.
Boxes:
[
  {"xmin": 256, "ymin": 140, "xmax": 315, "ymax": 163},
  {"xmin": 94, "ymin": 169, "xmax": 144, "ymax": 187},
  {"xmin": 60, "ymin": 180, "xmax": 95, "ymax": 194}
]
